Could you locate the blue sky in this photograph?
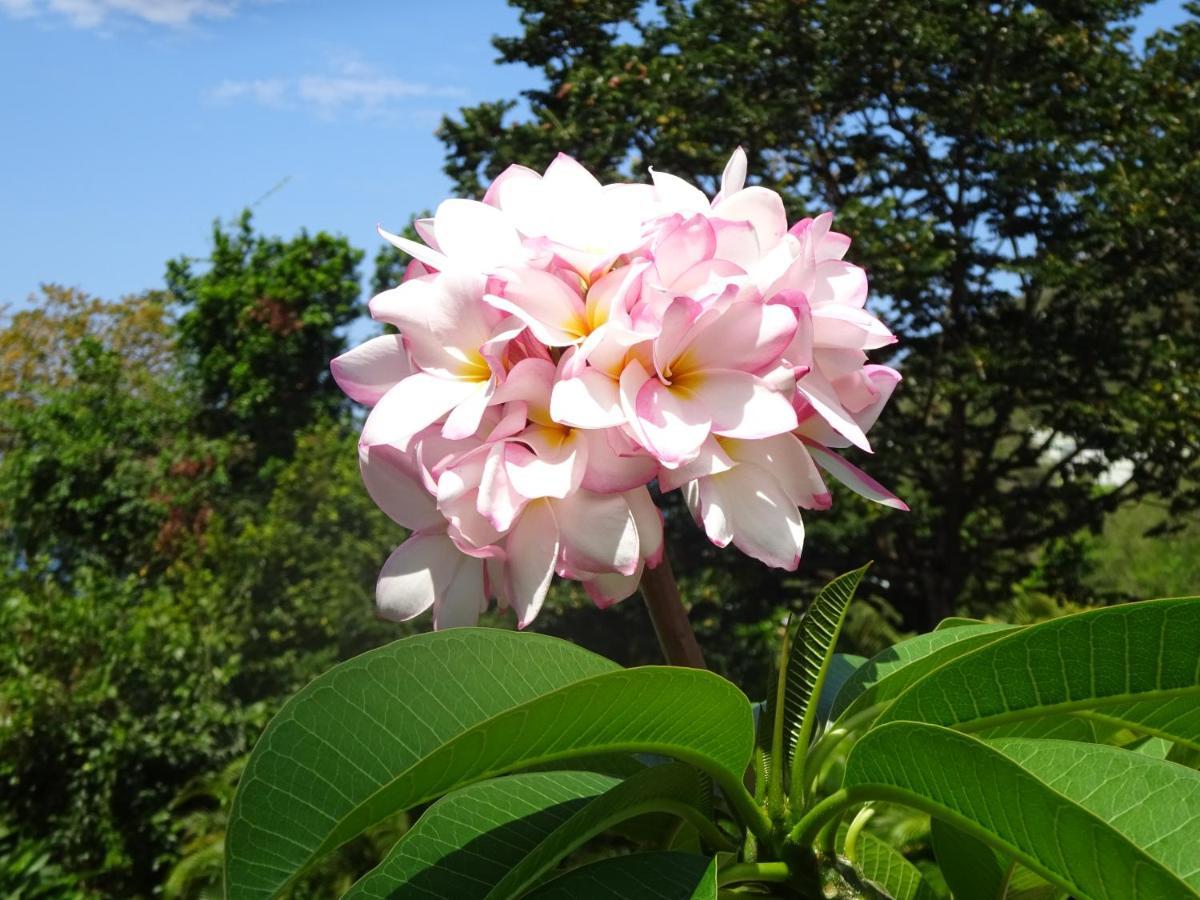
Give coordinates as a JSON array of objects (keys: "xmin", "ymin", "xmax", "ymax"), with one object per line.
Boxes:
[{"xmin": 0, "ymin": 0, "xmax": 1190, "ymax": 312}]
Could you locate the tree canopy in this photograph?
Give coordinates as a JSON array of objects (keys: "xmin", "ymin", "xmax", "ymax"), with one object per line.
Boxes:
[{"xmin": 440, "ymin": 0, "xmax": 1200, "ymax": 625}]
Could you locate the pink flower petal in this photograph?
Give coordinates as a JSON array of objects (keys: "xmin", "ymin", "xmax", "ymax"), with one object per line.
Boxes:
[
  {"xmin": 635, "ymin": 377, "xmax": 713, "ymax": 466},
  {"xmin": 805, "ymin": 441, "xmax": 908, "ymax": 510},
  {"xmin": 683, "ymin": 369, "xmax": 798, "ymax": 440},
  {"xmin": 369, "ymin": 272, "xmax": 494, "ymax": 379},
  {"xmin": 712, "ymin": 186, "xmax": 787, "ymax": 251},
  {"xmin": 504, "ymin": 499, "xmax": 559, "ymax": 628},
  {"xmin": 376, "ymin": 531, "xmax": 459, "ymax": 622},
  {"xmin": 330, "ymin": 334, "xmax": 411, "ymax": 406},
  {"xmin": 485, "ymin": 266, "xmax": 587, "ymax": 347},
  {"xmin": 361, "ymin": 373, "xmax": 481, "ymax": 450},
  {"xmin": 433, "ymin": 198, "xmax": 524, "ymax": 271},
  {"xmin": 555, "ymin": 490, "xmax": 639, "ymax": 577},
  {"xmin": 359, "ymin": 443, "xmax": 442, "ymax": 531}
]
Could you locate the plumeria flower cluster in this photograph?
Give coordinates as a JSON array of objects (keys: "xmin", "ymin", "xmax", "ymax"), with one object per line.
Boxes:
[{"xmin": 331, "ymin": 149, "xmax": 906, "ymax": 630}]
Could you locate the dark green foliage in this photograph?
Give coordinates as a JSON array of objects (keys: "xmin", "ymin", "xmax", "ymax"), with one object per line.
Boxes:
[
  {"xmin": 0, "ymin": 221, "xmax": 405, "ymax": 896},
  {"xmin": 167, "ymin": 211, "xmax": 362, "ymax": 467},
  {"xmin": 440, "ymin": 0, "xmax": 1200, "ymax": 626}
]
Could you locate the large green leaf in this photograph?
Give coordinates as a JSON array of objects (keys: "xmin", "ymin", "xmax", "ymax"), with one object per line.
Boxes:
[
  {"xmin": 848, "ymin": 829, "xmax": 932, "ymax": 900},
  {"xmin": 931, "ymin": 820, "xmax": 1057, "ymax": 900},
  {"xmin": 225, "ymin": 630, "xmax": 753, "ymax": 900},
  {"xmin": 828, "ymin": 623, "xmax": 1014, "ymax": 724},
  {"xmin": 783, "ymin": 565, "xmax": 869, "ymax": 774},
  {"xmin": 878, "ymin": 598, "xmax": 1200, "ymax": 732},
  {"xmin": 489, "ymin": 763, "xmax": 724, "ymax": 899},
  {"xmin": 840, "ymin": 722, "xmax": 1200, "ymax": 898},
  {"xmin": 525, "ymin": 853, "xmax": 717, "ymax": 899},
  {"xmin": 343, "ymin": 771, "xmax": 618, "ymax": 899}
]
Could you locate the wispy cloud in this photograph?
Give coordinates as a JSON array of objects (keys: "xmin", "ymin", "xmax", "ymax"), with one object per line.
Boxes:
[
  {"xmin": 208, "ymin": 56, "xmax": 465, "ymax": 121},
  {"xmin": 1, "ymin": 0, "xmax": 242, "ymax": 28}
]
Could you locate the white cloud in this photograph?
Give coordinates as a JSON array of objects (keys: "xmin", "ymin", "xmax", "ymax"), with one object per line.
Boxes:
[
  {"xmin": 208, "ymin": 57, "xmax": 464, "ymax": 120},
  {"xmin": 2, "ymin": 0, "xmax": 240, "ymax": 27}
]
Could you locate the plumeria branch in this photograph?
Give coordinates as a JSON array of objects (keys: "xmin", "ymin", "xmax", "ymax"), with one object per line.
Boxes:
[{"xmin": 639, "ymin": 551, "xmax": 706, "ymax": 668}]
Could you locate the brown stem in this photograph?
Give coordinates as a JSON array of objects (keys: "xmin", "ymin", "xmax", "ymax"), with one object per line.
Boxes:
[{"xmin": 639, "ymin": 551, "xmax": 706, "ymax": 668}]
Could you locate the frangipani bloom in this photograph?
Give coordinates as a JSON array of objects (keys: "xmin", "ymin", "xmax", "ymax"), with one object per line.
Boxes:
[{"xmin": 332, "ymin": 148, "xmax": 905, "ymax": 629}]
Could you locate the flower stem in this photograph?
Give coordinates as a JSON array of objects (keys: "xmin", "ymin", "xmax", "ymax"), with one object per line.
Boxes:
[
  {"xmin": 639, "ymin": 551, "xmax": 706, "ymax": 668},
  {"xmin": 717, "ymin": 861, "xmax": 790, "ymax": 887}
]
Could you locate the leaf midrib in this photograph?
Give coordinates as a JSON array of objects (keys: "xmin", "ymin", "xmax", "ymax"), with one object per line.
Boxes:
[
  {"xmin": 300, "ymin": 667, "xmax": 748, "ymax": 879},
  {"xmin": 846, "ymin": 733, "xmax": 1196, "ymax": 899},
  {"xmin": 929, "ymin": 684, "xmax": 1200, "ymax": 734}
]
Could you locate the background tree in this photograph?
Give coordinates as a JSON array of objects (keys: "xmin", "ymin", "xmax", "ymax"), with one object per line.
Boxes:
[
  {"xmin": 440, "ymin": 0, "xmax": 1200, "ymax": 627},
  {"xmin": 0, "ymin": 220, "xmax": 402, "ymax": 896},
  {"xmin": 166, "ymin": 211, "xmax": 363, "ymax": 468}
]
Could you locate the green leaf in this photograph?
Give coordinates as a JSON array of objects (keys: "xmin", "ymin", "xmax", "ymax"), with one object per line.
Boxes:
[
  {"xmin": 934, "ymin": 617, "xmax": 988, "ymax": 630},
  {"xmin": 783, "ymin": 565, "xmax": 870, "ymax": 776},
  {"xmin": 489, "ymin": 763, "xmax": 726, "ymax": 899},
  {"xmin": 931, "ymin": 818, "xmax": 1007, "ymax": 899},
  {"xmin": 841, "ymin": 722, "xmax": 1200, "ymax": 899},
  {"xmin": 932, "ymin": 819, "xmax": 1058, "ymax": 900},
  {"xmin": 225, "ymin": 630, "xmax": 754, "ymax": 900},
  {"xmin": 828, "ymin": 623, "xmax": 1014, "ymax": 724},
  {"xmin": 878, "ymin": 598, "xmax": 1200, "ymax": 732},
  {"xmin": 343, "ymin": 771, "xmax": 618, "ymax": 899},
  {"xmin": 817, "ymin": 653, "xmax": 867, "ymax": 724},
  {"xmin": 852, "ymin": 830, "xmax": 932, "ymax": 900},
  {"xmin": 525, "ymin": 853, "xmax": 717, "ymax": 899}
]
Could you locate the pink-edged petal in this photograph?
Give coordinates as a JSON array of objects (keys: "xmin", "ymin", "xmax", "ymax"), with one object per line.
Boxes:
[
  {"xmin": 625, "ymin": 486, "xmax": 664, "ymax": 567},
  {"xmin": 492, "ymin": 356, "xmax": 555, "ymax": 425},
  {"xmin": 716, "ymin": 146, "xmax": 747, "ymax": 201},
  {"xmin": 682, "ymin": 369, "xmax": 798, "ymax": 440},
  {"xmin": 712, "ymin": 186, "xmax": 787, "ymax": 250},
  {"xmin": 578, "ymin": 428, "xmax": 658, "ymax": 492},
  {"xmin": 810, "ymin": 259, "xmax": 868, "ymax": 307},
  {"xmin": 678, "ymin": 301, "xmax": 797, "ymax": 375},
  {"xmin": 635, "ymin": 378, "xmax": 712, "ymax": 466},
  {"xmin": 485, "ymin": 267, "xmax": 587, "ymax": 347},
  {"xmin": 812, "ymin": 304, "xmax": 896, "ymax": 351},
  {"xmin": 369, "ymin": 272, "xmax": 493, "ymax": 378},
  {"xmin": 618, "ymin": 359, "xmax": 654, "ymax": 449},
  {"xmin": 850, "ymin": 365, "xmax": 902, "ymax": 435},
  {"xmin": 361, "ymin": 373, "xmax": 480, "ymax": 450},
  {"xmin": 712, "ymin": 219, "xmax": 760, "ymax": 269},
  {"xmin": 478, "ymin": 443, "xmax": 527, "ymax": 531},
  {"xmin": 649, "ymin": 167, "xmax": 710, "ymax": 213},
  {"xmin": 412, "ymin": 217, "xmax": 440, "ymax": 250},
  {"xmin": 431, "ymin": 554, "xmax": 487, "ymax": 629},
  {"xmin": 550, "ymin": 366, "xmax": 625, "ymax": 429},
  {"xmin": 656, "ymin": 436, "xmax": 735, "ymax": 492},
  {"xmin": 441, "ymin": 489, "xmax": 504, "ymax": 551},
  {"xmin": 555, "ymin": 490, "xmax": 639, "ymax": 577},
  {"xmin": 653, "ymin": 296, "xmax": 703, "ymax": 380},
  {"xmin": 504, "ymin": 431, "xmax": 585, "ymax": 500},
  {"xmin": 794, "ymin": 372, "xmax": 871, "ymax": 452},
  {"xmin": 808, "ymin": 212, "xmax": 852, "ymax": 261},
  {"xmin": 376, "ymin": 531, "xmax": 457, "ymax": 622},
  {"xmin": 433, "ymin": 198, "xmax": 524, "ymax": 271},
  {"xmin": 805, "ymin": 442, "xmax": 908, "ymax": 510},
  {"xmin": 378, "ymin": 224, "xmax": 448, "ymax": 271},
  {"xmin": 700, "ymin": 464, "xmax": 806, "ymax": 569},
  {"xmin": 684, "ymin": 477, "xmax": 733, "ymax": 548},
  {"xmin": 358, "ymin": 443, "xmax": 442, "ymax": 530},
  {"xmin": 331, "ymin": 334, "xmax": 412, "ymax": 406},
  {"xmin": 483, "ymin": 162, "xmax": 541, "ymax": 208},
  {"xmin": 653, "ymin": 215, "xmax": 716, "ymax": 286},
  {"xmin": 504, "ymin": 499, "xmax": 559, "ymax": 628},
  {"xmin": 724, "ymin": 434, "xmax": 831, "ymax": 510},
  {"xmin": 442, "ymin": 377, "xmax": 495, "ymax": 440},
  {"xmin": 583, "ymin": 567, "xmax": 642, "ymax": 609}
]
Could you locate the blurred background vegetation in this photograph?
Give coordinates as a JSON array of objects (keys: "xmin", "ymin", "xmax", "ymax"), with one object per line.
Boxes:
[{"xmin": 2, "ymin": 0, "xmax": 1198, "ymax": 895}]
